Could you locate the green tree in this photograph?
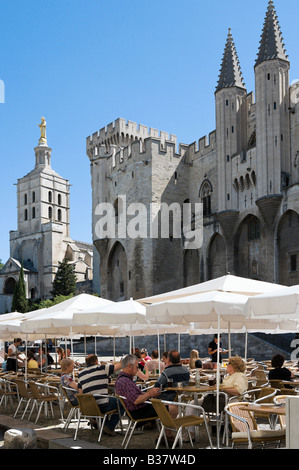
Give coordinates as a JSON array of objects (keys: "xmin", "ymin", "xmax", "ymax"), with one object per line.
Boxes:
[
  {"xmin": 51, "ymin": 258, "xmax": 77, "ymax": 297},
  {"xmin": 11, "ymin": 262, "xmax": 28, "ymax": 313}
]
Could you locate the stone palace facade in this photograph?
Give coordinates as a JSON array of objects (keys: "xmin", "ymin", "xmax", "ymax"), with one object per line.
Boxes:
[{"xmin": 87, "ymin": 1, "xmax": 299, "ymax": 301}]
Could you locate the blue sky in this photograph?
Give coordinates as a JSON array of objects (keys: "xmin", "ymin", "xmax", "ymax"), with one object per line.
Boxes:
[{"xmin": 0, "ymin": 0, "xmax": 298, "ymax": 263}]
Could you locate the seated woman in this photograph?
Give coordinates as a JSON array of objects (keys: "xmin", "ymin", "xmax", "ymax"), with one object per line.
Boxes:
[
  {"xmin": 60, "ymin": 358, "xmax": 78, "ymax": 406},
  {"xmin": 185, "ymin": 356, "xmax": 248, "ymax": 441},
  {"xmin": 269, "ymin": 354, "xmax": 293, "ymax": 382},
  {"xmin": 221, "ymin": 356, "xmax": 248, "ymax": 397},
  {"xmin": 27, "ymin": 351, "xmax": 39, "ymax": 370},
  {"xmin": 189, "ymin": 349, "xmax": 203, "ymax": 369}
]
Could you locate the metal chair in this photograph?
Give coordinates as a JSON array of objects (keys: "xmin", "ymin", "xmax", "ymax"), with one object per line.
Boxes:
[
  {"xmin": 0, "ymin": 378, "xmax": 19, "ymax": 412},
  {"xmin": 225, "ymin": 402, "xmax": 285, "ymax": 449},
  {"xmin": 151, "ymin": 398, "xmax": 212, "ymax": 449},
  {"xmin": 116, "ymin": 394, "xmax": 158, "ymax": 449},
  {"xmin": 74, "ymin": 393, "xmax": 119, "ymax": 442},
  {"xmin": 60, "ymin": 386, "xmax": 80, "ymax": 431},
  {"xmin": 13, "ymin": 379, "xmax": 34, "ymax": 419},
  {"xmin": 27, "ymin": 381, "xmax": 59, "ymax": 424}
]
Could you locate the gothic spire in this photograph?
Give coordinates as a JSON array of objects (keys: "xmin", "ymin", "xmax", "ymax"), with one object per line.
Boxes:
[
  {"xmin": 216, "ymin": 28, "xmax": 246, "ymax": 93},
  {"xmin": 255, "ymin": 0, "xmax": 288, "ymax": 67}
]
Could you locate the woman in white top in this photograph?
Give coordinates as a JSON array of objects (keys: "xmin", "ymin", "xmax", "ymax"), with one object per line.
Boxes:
[{"xmin": 221, "ymin": 356, "xmax": 248, "ymax": 397}]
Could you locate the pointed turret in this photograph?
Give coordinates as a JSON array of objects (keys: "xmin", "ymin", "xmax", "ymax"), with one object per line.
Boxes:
[
  {"xmin": 216, "ymin": 28, "xmax": 245, "ymax": 93},
  {"xmin": 255, "ymin": 0, "xmax": 288, "ymax": 67}
]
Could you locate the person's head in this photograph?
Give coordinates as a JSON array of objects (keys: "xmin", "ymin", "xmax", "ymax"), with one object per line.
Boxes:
[
  {"xmin": 60, "ymin": 358, "xmax": 75, "ymax": 374},
  {"xmin": 190, "ymin": 350, "xmax": 199, "ymax": 368},
  {"xmin": 162, "ymin": 351, "xmax": 169, "ymax": 364},
  {"xmin": 227, "ymin": 356, "xmax": 246, "ymax": 375},
  {"xmin": 27, "ymin": 351, "xmax": 35, "ymax": 362},
  {"xmin": 121, "ymin": 354, "xmax": 139, "ymax": 376},
  {"xmin": 14, "ymin": 338, "xmax": 22, "ymax": 346},
  {"xmin": 214, "ymin": 334, "xmax": 222, "ymax": 343},
  {"xmin": 133, "ymin": 348, "xmax": 141, "ymax": 359},
  {"xmin": 271, "ymin": 354, "xmax": 285, "ymax": 369},
  {"xmin": 140, "ymin": 348, "xmax": 148, "ymax": 359},
  {"xmin": 86, "ymin": 354, "xmax": 98, "ymax": 366},
  {"xmin": 56, "ymin": 347, "xmax": 64, "ymax": 355},
  {"xmin": 151, "ymin": 350, "xmax": 159, "ymax": 360},
  {"xmin": 168, "ymin": 350, "xmax": 181, "ymax": 365}
]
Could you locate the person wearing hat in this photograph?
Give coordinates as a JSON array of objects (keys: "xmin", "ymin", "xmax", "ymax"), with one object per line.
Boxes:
[
  {"xmin": 208, "ymin": 334, "xmax": 228, "ymax": 363},
  {"xmin": 7, "ymin": 338, "xmax": 24, "ymax": 372}
]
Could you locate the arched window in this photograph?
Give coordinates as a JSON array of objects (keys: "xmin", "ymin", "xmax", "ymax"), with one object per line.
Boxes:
[
  {"xmin": 48, "ymin": 191, "xmax": 52, "ymax": 203},
  {"xmin": 58, "ymin": 194, "xmax": 62, "ymax": 206},
  {"xmin": 32, "ymin": 191, "xmax": 35, "ymax": 203},
  {"xmin": 199, "ymin": 180, "xmax": 213, "ymax": 217},
  {"xmin": 24, "ymin": 194, "xmax": 27, "ymax": 205},
  {"xmin": 48, "ymin": 206, "xmax": 52, "ymax": 219},
  {"xmin": 57, "ymin": 209, "xmax": 62, "ymax": 221},
  {"xmin": 24, "ymin": 209, "xmax": 28, "ymax": 221},
  {"xmin": 32, "ymin": 207, "xmax": 36, "ymax": 219}
]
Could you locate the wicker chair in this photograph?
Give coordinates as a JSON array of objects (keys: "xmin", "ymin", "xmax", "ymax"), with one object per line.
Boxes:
[
  {"xmin": 74, "ymin": 393, "xmax": 119, "ymax": 442},
  {"xmin": 269, "ymin": 380, "xmax": 283, "ymax": 389},
  {"xmin": 0, "ymin": 378, "xmax": 19, "ymax": 412},
  {"xmin": 225, "ymin": 402, "xmax": 285, "ymax": 449},
  {"xmin": 60, "ymin": 386, "xmax": 80, "ymax": 431},
  {"xmin": 151, "ymin": 398, "xmax": 212, "ymax": 449},
  {"xmin": 13, "ymin": 379, "xmax": 34, "ymax": 419},
  {"xmin": 116, "ymin": 394, "xmax": 158, "ymax": 449},
  {"xmin": 27, "ymin": 380, "xmax": 59, "ymax": 424}
]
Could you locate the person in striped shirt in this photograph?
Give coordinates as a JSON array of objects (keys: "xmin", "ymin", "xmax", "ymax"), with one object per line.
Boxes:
[{"xmin": 78, "ymin": 354, "xmax": 124, "ymax": 436}]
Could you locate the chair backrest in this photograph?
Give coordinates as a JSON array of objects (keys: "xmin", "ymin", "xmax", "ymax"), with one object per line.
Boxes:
[
  {"xmin": 116, "ymin": 394, "xmax": 136, "ymax": 421},
  {"xmin": 269, "ymin": 380, "xmax": 283, "ymax": 389},
  {"xmin": 151, "ymin": 398, "xmax": 176, "ymax": 429},
  {"xmin": 13, "ymin": 379, "xmax": 30, "ymax": 399},
  {"xmin": 61, "ymin": 385, "xmax": 78, "ymax": 407},
  {"xmin": 253, "ymin": 370, "xmax": 267, "ymax": 380},
  {"xmin": 28, "ymin": 381, "xmax": 44, "ymax": 399},
  {"xmin": 256, "ymin": 387, "xmax": 277, "ymax": 403},
  {"xmin": 226, "ymin": 402, "xmax": 258, "ymax": 433},
  {"xmin": 76, "ymin": 394, "xmax": 101, "ymax": 417}
]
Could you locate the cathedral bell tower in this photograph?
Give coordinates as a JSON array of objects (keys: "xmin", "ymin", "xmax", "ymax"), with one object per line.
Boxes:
[{"xmin": 254, "ymin": 0, "xmax": 290, "ymax": 226}]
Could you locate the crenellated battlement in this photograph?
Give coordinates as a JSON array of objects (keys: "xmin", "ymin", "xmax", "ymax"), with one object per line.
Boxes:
[
  {"xmin": 188, "ymin": 130, "xmax": 217, "ymax": 159},
  {"xmin": 86, "ymin": 118, "xmax": 178, "ymax": 160}
]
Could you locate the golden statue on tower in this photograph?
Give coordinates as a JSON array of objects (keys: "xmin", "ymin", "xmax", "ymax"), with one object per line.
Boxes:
[{"xmin": 38, "ymin": 117, "xmax": 47, "ymax": 145}]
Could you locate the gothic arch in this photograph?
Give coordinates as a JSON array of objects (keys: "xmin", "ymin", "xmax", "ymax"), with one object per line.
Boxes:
[
  {"xmin": 107, "ymin": 241, "xmax": 127, "ymax": 300},
  {"xmin": 199, "ymin": 179, "xmax": 213, "ymax": 216},
  {"xmin": 277, "ymin": 210, "xmax": 299, "ymax": 286},
  {"xmin": 207, "ymin": 234, "xmax": 226, "ymax": 280},
  {"xmin": 234, "ymin": 214, "xmax": 265, "ymax": 280},
  {"xmin": 4, "ymin": 277, "xmax": 16, "ymax": 295}
]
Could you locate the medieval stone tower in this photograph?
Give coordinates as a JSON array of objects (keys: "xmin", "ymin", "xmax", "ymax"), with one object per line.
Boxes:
[
  {"xmin": 0, "ymin": 121, "xmax": 93, "ymax": 313},
  {"xmin": 87, "ymin": 1, "xmax": 299, "ymax": 301}
]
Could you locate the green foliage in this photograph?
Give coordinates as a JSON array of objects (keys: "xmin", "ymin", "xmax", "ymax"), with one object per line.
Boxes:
[
  {"xmin": 11, "ymin": 262, "xmax": 28, "ymax": 313},
  {"xmin": 27, "ymin": 294, "xmax": 74, "ymax": 311},
  {"xmin": 51, "ymin": 258, "xmax": 77, "ymax": 297}
]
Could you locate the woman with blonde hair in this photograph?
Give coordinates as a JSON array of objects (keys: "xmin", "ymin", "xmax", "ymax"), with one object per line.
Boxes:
[
  {"xmin": 189, "ymin": 350, "xmax": 202, "ymax": 369},
  {"xmin": 221, "ymin": 356, "xmax": 248, "ymax": 397}
]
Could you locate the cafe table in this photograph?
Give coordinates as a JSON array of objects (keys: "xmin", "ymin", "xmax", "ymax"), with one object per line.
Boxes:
[{"xmin": 240, "ymin": 403, "xmax": 286, "ymax": 417}]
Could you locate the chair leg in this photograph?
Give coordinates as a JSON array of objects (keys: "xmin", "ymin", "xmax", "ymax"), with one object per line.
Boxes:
[
  {"xmin": 204, "ymin": 419, "xmax": 213, "ymax": 448},
  {"xmin": 74, "ymin": 412, "xmax": 81, "ymax": 440},
  {"xmin": 121, "ymin": 420, "xmax": 131, "ymax": 447},
  {"xmin": 172, "ymin": 428, "xmax": 182, "ymax": 449},
  {"xmin": 21, "ymin": 399, "xmax": 33, "ymax": 420},
  {"xmin": 155, "ymin": 426, "xmax": 164, "ymax": 449},
  {"xmin": 98, "ymin": 415, "xmax": 107, "ymax": 443},
  {"xmin": 124, "ymin": 421, "xmax": 137, "ymax": 449},
  {"xmin": 186, "ymin": 428, "xmax": 194, "ymax": 448}
]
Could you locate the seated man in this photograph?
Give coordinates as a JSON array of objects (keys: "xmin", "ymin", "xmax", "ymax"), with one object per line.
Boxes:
[
  {"xmin": 78, "ymin": 354, "xmax": 124, "ymax": 436},
  {"xmin": 115, "ymin": 354, "xmax": 160, "ymax": 424},
  {"xmin": 154, "ymin": 350, "xmax": 190, "ymax": 418},
  {"xmin": 146, "ymin": 350, "xmax": 165, "ymax": 374}
]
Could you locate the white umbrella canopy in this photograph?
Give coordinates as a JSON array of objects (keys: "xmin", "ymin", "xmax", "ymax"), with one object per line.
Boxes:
[
  {"xmin": 247, "ymin": 284, "xmax": 299, "ymax": 319},
  {"xmin": 20, "ymin": 294, "xmax": 114, "ymax": 334},
  {"xmin": 72, "ymin": 298, "xmax": 147, "ymax": 327},
  {"xmin": 146, "ymin": 290, "xmax": 249, "ymax": 325},
  {"xmin": 138, "ymin": 274, "xmax": 288, "ymax": 305}
]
